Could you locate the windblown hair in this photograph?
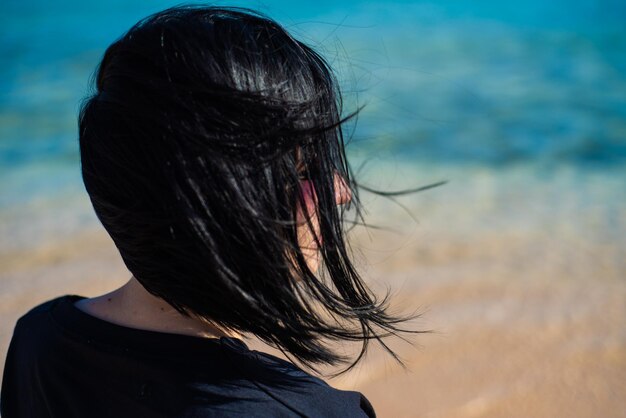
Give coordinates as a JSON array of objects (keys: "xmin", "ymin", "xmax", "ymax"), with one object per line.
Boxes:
[{"xmin": 79, "ymin": 5, "xmax": 419, "ymax": 372}]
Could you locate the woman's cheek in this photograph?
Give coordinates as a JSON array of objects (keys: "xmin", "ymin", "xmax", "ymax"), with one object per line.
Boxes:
[
  {"xmin": 297, "ymin": 180, "xmax": 317, "ymax": 221},
  {"xmin": 293, "ymin": 180, "xmax": 325, "ymax": 272}
]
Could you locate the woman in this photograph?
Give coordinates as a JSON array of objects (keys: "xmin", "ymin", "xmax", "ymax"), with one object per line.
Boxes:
[{"xmin": 2, "ymin": 5, "xmax": 419, "ymax": 417}]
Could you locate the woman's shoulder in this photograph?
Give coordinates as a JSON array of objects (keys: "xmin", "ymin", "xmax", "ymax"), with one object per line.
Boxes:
[
  {"xmin": 4, "ymin": 295, "xmax": 376, "ymax": 418},
  {"xmin": 215, "ymin": 338, "xmax": 376, "ymax": 417},
  {"xmin": 16, "ymin": 294, "xmax": 70, "ymax": 320},
  {"xmin": 9, "ymin": 295, "xmax": 73, "ymax": 343}
]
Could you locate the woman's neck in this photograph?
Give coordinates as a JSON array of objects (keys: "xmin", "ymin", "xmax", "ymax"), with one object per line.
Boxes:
[{"xmin": 74, "ymin": 276, "xmax": 240, "ymax": 339}]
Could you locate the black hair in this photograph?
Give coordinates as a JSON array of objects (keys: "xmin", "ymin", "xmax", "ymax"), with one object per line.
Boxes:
[{"xmin": 79, "ymin": 4, "xmax": 422, "ymax": 373}]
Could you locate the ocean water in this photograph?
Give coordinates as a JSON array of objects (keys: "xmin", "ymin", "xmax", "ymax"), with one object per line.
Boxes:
[{"xmin": 1, "ymin": 0, "xmax": 625, "ymax": 252}]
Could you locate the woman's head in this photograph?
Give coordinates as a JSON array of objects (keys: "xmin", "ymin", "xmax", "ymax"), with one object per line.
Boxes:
[{"xmin": 79, "ymin": 5, "xmax": 412, "ymax": 371}]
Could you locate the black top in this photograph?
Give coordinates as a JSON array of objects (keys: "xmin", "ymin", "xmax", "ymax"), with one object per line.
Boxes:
[{"xmin": 1, "ymin": 296, "xmax": 375, "ymax": 418}]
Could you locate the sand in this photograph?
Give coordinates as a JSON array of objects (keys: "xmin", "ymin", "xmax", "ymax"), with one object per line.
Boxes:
[{"xmin": 1, "ymin": 163, "xmax": 625, "ymax": 417}]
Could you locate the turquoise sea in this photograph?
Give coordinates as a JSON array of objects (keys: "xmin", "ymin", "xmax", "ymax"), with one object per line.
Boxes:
[{"xmin": 1, "ymin": 0, "xmax": 626, "ymax": 253}]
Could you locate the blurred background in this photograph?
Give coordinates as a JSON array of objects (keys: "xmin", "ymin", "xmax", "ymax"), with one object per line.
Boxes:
[{"xmin": 1, "ymin": 1, "xmax": 625, "ymax": 417}]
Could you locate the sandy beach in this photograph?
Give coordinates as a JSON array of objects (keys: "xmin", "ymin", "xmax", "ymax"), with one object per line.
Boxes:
[{"xmin": 1, "ymin": 163, "xmax": 624, "ymax": 417}]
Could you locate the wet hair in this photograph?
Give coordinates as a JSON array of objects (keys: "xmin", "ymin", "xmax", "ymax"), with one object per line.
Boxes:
[{"xmin": 79, "ymin": 5, "xmax": 420, "ymax": 373}]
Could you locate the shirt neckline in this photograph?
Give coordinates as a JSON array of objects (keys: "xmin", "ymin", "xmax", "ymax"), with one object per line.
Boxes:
[{"xmin": 50, "ymin": 294, "xmax": 249, "ymax": 357}]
